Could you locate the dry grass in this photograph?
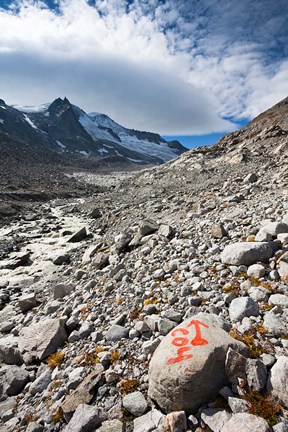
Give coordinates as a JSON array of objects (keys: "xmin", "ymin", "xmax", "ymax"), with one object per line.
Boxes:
[{"xmin": 47, "ymin": 351, "xmax": 65, "ymax": 369}]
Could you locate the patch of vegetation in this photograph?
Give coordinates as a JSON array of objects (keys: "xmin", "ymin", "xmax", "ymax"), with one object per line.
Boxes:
[
  {"xmin": 110, "ymin": 349, "xmax": 120, "ymax": 363},
  {"xmin": 243, "ymin": 392, "xmax": 283, "ymax": 427},
  {"xmin": 23, "ymin": 412, "xmax": 39, "ymax": 426},
  {"xmin": 230, "ymin": 327, "xmax": 274, "ymax": 358},
  {"xmin": 119, "ymin": 378, "xmax": 140, "ymax": 395},
  {"xmin": 51, "ymin": 407, "xmax": 64, "ymax": 424},
  {"xmin": 47, "ymin": 351, "xmax": 65, "ymax": 369},
  {"xmin": 144, "ymin": 297, "xmax": 158, "ymax": 305}
]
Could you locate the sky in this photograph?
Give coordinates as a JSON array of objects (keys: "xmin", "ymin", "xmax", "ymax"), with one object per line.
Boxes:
[{"xmin": 0, "ymin": 0, "xmax": 288, "ymax": 149}]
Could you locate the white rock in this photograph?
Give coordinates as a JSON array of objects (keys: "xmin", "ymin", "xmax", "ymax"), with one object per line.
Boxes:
[
  {"xmin": 267, "ymin": 356, "xmax": 288, "ymax": 408},
  {"xmin": 229, "ymin": 297, "xmax": 259, "ymax": 322},
  {"xmin": 221, "ymin": 242, "xmax": 273, "ymax": 266},
  {"xmin": 122, "ymin": 391, "xmax": 148, "ymax": 417},
  {"xmin": 220, "ymin": 413, "xmax": 270, "ymax": 432}
]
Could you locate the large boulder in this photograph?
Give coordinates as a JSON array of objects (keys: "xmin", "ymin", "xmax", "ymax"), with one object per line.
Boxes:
[
  {"xmin": 62, "ymin": 404, "xmax": 100, "ymax": 432},
  {"xmin": 221, "ymin": 242, "xmax": 273, "ymax": 266},
  {"xmin": 0, "ymin": 365, "xmax": 29, "ymax": 398},
  {"xmin": 148, "ymin": 314, "xmax": 248, "ymax": 414},
  {"xmin": 18, "ymin": 319, "xmax": 67, "ymax": 363},
  {"xmin": 0, "ymin": 336, "xmax": 23, "ymax": 365}
]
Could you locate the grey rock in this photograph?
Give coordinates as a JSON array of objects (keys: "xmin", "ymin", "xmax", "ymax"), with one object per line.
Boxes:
[
  {"xmin": 267, "ymin": 356, "xmax": 288, "ymax": 408},
  {"xmin": 269, "ymin": 294, "xmax": 288, "ymax": 307},
  {"xmin": 263, "ymin": 313, "xmax": 287, "ymax": 336},
  {"xmin": 105, "ymin": 325, "xmax": 129, "ymax": 342},
  {"xmin": 63, "ymin": 403, "xmax": 100, "ymax": 432},
  {"xmin": 68, "ymin": 227, "xmax": 87, "ymax": 242},
  {"xmin": 29, "ymin": 368, "xmax": 52, "ymax": 395},
  {"xmin": 18, "ymin": 318, "xmax": 67, "ymax": 362},
  {"xmin": 201, "ymin": 408, "xmax": 231, "ymax": 432},
  {"xmin": 228, "ymin": 397, "xmax": 250, "ymax": 413},
  {"xmin": 25, "ymin": 422, "xmax": 44, "ymax": 432},
  {"xmin": 166, "ymin": 411, "xmax": 187, "ymax": 432},
  {"xmin": 0, "ymin": 252, "xmax": 30, "ymax": 270},
  {"xmin": 246, "ymin": 358, "xmax": 267, "ymax": 391},
  {"xmin": 18, "ymin": 293, "xmax": 39, "ymax": 312},
  {"xmin": 220, "ymin": 413, "xmax": 270, "ymax": 432},
  {"xmin": 0, "ymin": 321, "xmax": 14, "ymax": 333},
  {"xmin": 211, "ymin": 223, "xmax": 227, "ymax": 239},
  {"xmin": 257, "ymin": 222, "xmax": 288, "ymax": 239},
  {"xmin": 0, "ymin": 336, "xmax": 23, "ymax": 365},
  {"xmin": 225, "ymin": 347, "xmax": 247, "ymax": 386},
  {"xmin": 53, "ymin": 283, "xmax": 75, "ymax": 300},
  {"xmin": 221, "ymin": 242, "xmax": 273, "ymax": 266},
  {"xmin": 139, "ymin": 219, "xmax": 159, "ymax": 237},
  {"xmin": 158, "ymin": 224, "xmax": 173, "ymax": 238},
  {"xmin": 142, "ymin": 338, "xmax": 161, "ymax": 355},
  {"xmin": 247, "ymin": 264, "xmax": 265, "ymax": 279},
  {"xmin": 0, "ymin": 365, "xmax": 29, "ymax": 397},
  {"xmin": 52, "ymin": 252, "xmax": 70, "ymax": 265},
  {"xmin": 148, "ymin": 314, "xmax": 248, "ymax": 414},
  {"xmin": 122, "ymin": 391, "xmax": 148, "ymax": 417},
  {"xmin": 272, "ymin": 422, "xmax": 288, "ymax": 432},
  {"xmin": 158, "ymin": 318, "xmax": 176, "ymax": 335},
  {"xmin": 244, "ymin": 173, "xmax": 258, "ymax": 183},
  {"xmin": 97, "ymin": 419, "xmax": 123, "ymax": 432},
  {"xmin": 229, "ymin": 297, "xmax": 259, "ymax": 322},
  {"xmin": 133, "ymin": 409, "xmax": 164, "ymax": 432}
]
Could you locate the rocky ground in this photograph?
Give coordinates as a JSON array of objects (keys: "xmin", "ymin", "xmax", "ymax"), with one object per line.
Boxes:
[{"xmin": 0, "ymin": 104, "xmax": 288, "ymax": 432}]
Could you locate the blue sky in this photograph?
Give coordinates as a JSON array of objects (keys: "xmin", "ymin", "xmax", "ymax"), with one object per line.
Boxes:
[{"xmin": 0, "ymin": 0, "xmax": 287, "ymax": 149}]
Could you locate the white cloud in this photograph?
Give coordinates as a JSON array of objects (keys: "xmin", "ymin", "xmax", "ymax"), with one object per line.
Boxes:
[{"xmin": 0, "ymin": 0, "xmax": 287, "ymax": 135}]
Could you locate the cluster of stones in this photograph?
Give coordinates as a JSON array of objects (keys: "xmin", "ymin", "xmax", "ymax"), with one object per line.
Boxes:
[{"xmin": 0, "ymin": 156, "xmax": 288, "ymax": 432}]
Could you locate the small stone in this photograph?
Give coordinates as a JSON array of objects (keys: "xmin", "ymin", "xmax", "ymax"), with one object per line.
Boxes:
[
  {"xmin": 247, "ymin": 264, "xmax": 265, "ymax": 279},
  {"xmin": 18, "ymin": 293, "xmax": 39, "ymax": 312},
  {"xmin": 225, "ymin": 348, "xmax": 247, "ymax": 385},
  {"xmin": 211, "ymin": 223, "xmax": 227, "ymax": 239},
  {"xmin": 166, "ymin": 411, "xmax": 187, "ymax": 432},
  {"xmin": 139, "ymin": 220, "xmax": 159, "ymax": 237},
  {"xmin": 53, "ymin": 283, "xmax": 75, "ymax": 300},
  {"xmin": 158, "ymin": 318, "xmax": 176, "ymax": 336},
  {"xmin": 105, "ymin": 325, "xmax": 129, "ymax": 342},
  {"xmin": 228, "ymin": 397, "xmax": 250, "ymax": 413},
  {"xmin": 97, "ymin": 419, "xmax": 123, "ymax": 432},
  {"xmin": 122, "ymin": 391, "xmax": 148, "ymax": 417},
  {"xmin": 0, "ymin": 336, "xmax": 23, "ymax": 365},
  {"xmin": 68, "ymin": 227, "xmax": 87, "ymax": 242},
  {"xmin": 244, "ymin": 173, "xmax": 258, "ymax": 183},
  {"xmin": 263, "ymin": 313, "xmax": 287, "ymax": 337},
  {"xmin": 52, "ymin": 253, "xmax": 70, "ymax": 265},
  {"xmin": 269, "ymin": 294, "xmax": 288, "ymax": 308},
  {"xmin": 158, "ymin": 224, "xmax": 173, "ymax": 238}
]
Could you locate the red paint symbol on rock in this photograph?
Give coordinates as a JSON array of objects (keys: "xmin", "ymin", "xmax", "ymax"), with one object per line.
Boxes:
[
  {"xmin": 167, "ymin": 320, "xmax": 209, "ymax": 365},
  {"xmin": 187, "ymin": 319, "xmax": 209, "ymax": 346}
]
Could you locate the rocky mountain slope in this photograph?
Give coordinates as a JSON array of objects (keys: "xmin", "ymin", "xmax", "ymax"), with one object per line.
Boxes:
[
  {"xmin": 1, "ymin": 97, "xmax": 187, "ymax": 166},
  {"xmin": 0, "ymin": 97, "xmax": 288, "ymax": 432}
]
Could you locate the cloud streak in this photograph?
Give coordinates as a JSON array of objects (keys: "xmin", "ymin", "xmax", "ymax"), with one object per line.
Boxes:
[{"xmin": 0, "ymin": 0, "xmax": 287, "ymax": 134}]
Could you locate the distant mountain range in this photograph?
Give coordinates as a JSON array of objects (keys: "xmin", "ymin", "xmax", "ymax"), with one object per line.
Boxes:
[{"xmin": 0, "ymin": 97, "xmax": 187, "ymax": 166}]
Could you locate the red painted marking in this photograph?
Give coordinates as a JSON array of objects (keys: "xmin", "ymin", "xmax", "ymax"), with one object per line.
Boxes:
[
  {"xmin": 167, "ymin": 346, "xmax": 193, "ymax": 365},
  {"xmin": 187, "ymin": 319, "xmax": 209, "ymax": 346},
  {"xmin": 172, "ymin": 337, "xmax": 189, "ymax": 347},
  {"xmin": 171, "ymin": 328, "xmax": 189, "ymax": 337}
]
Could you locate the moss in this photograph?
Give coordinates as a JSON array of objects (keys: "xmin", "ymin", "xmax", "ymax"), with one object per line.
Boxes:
[
  {"xmin": 119, "ymin": 378, "xmax": 140, "ymax": 395},
  {"xmin": 230, "ymin": 327, "xmax": 273, "ymax": 358},
  {"xmin": 51, "ymin": 407, "xmax": 64, "ymax": 424},
  {"xmin": 110, "ymin": 349, "xmax": 120, "ymax": 363},
  {"xmin": 47, "ymin": 351, "xmax": 65, "ymax": 369}
]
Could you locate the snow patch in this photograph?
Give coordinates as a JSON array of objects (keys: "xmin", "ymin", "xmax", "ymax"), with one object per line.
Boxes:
[
  {"xmin": 0, "ymin": 119, "xmax": 4, "ymax": 124},
  {"xmin": 0, "ymin": 106, "xmax": 6, "ymax": 110},
  {"xmin": 98, "ymin": 148, "xmax": 109, "ymax": 155},
  {"xmin": 127, "ymin": 158, "xmax": 145, "ymax": 163},
  {"xmin": 23, "ymin": 114, "xmax": 38, "ymax": 129},
  {"xmin": 76, "ymin": 150, "xmax": 89, "ymax": 156},
  {"xmin": 56, "ymin": 140, "xmax": 66, "ymax": 149}
]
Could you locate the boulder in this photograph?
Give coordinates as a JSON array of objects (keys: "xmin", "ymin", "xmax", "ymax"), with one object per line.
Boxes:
[
  {"xmin": 133, "ymin": 409, "xmax": 164, "ymax": 432},
  {"xmin": 247, "ymin": 264, "xmax": 265, "ymax": 279},
  {"xmin": 29, "ymin": 368, "xmax": 52, "ymax": 395},
  {"xmin": 148, "ymin": 314, "xmax": 248, "ymax": 414},
  {"xmin": 105, "ymin": 325, "xmax": 129, "ymax": 342},
  {"xmin": 97, "ymin": 420, "xmax": 123, "ymax": 432},
  {"xmin": 256, "ymin": 222, "xmax": 288, "ymax": 240},
  {"xmin": 221, "ymin": 242, "xmax": 273, "ymax": 266},
  {"xmin": 0, "ymin": 252, "xmax": 30, "ymax": 270},
  {"xmin": 18, "ymin": 318, "xmax": 67, "ymax": 362},
  {"xmin": 220, "ymin": 413, "xmax": 270, "ymax": 432},
  {"xmin": 266, "ymin": 356, "xmax": 288, "ymax": 408},
  {"xmin": 201, "ymin": 408, "xmax": 231, "ymax": 432}
]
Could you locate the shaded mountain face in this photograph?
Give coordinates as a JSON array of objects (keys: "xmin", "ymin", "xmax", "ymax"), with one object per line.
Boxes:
[{"xmin": 0, "ymin": 97, "xmax": 187, "ymax": 165}]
